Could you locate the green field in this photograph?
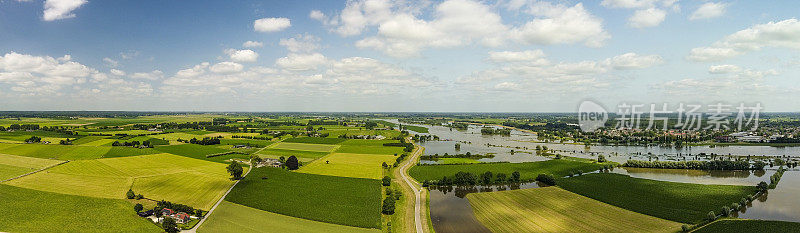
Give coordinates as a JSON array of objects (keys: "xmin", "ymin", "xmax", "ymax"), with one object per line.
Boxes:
[
  {"xmin": 283, "ymin": 137, "xmax": 348, "ymax": 144},
  {"xmin": 431, "ymin": 158, "xmax": 482, "ymax": 164},
  {"xmin": 70, "ymin": 136, "xmax": 107, "ymax": 145},
  {"xmin": 225, "ymin": 167, "xmax": 381, "ymax": 228},
  {"xmin": 220, "ymin": 138, "xmax": 274, "ymax": 147},
  {"xmin": 298, "ymin": 153, "xmax": 396, "ymax": 179},
  {"xmin": 198, "ymin": 201, "xmax": 380, "ymax": 233},
  {"xmin": 0, "ymin": 184, "xmax": 160, "ymax": 233},
  {"xmin": 339, "ymin": 139, "xmax": 401, "ymax": 146},
  {"xmin": 271, "ymin": 142, "xmax": 339, "ymax": 152},
  {"xmin": 409, "ymin": 159, "xmax": 604, "ymax": 182},
  {"xmin": 6, "ymin": 153, "xmax": 235, "ymax": 210},
  {"xmin": 103, "ymin": 146, "xmax": 160, "ymax": 158},
  {"xmin": 557, "ymin": 173, "xmax": 757, "ymax": 224},
  {"xmin": 692, "ymin": 219, "xmax": 800, "ymax": 233},
  {"xmin": 257, "ymin": 148, "xmax": 329, "ymax": 162},
  {"xmin": 321, "ymin": 129, "xmax": 401, "ymax": 138},
  {"xmin": 467, "ymin": 187, "xmax": 682, "ymax": 233},
  {"xmin": 0, "ymin": 153, "xmax": 63, "ymax": 180},
  {"xmin": 335, "ymin": 144, "xmax": 405, "ymax": 155},
  {"xmin": 154, "ymin": 144, "xmax": 232, "ymax": 160}
]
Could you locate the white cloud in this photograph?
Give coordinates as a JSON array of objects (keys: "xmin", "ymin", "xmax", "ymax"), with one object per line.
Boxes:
[
  {"xmin": 628, "ymin": 8, "xmax": 666, "ymax": 28},
  {"xmin": 175, "ymin": 62, "xmax": 209, "ymax": 78},
  {"xmin": 600, "ymin": 0, "xmax": 677, "ymax": 9},
  {"xmin": 488, "ymin": 50, "xmax": 549, "ymax": 65},
  {"xmin": 102, "ymin": 57, "xmax": 119, "ymax": 67},
  {"xmin": 688, "ymin": 19, "xmax": 800, "ymax": 61},
  {"xmin": 275, "ymin": 53, "xmax": 328, "ymax": 71},
  {"xmin": 109, "ymin": 69, "xmax": 125, "ymax": 76},
  {"xmin": 279, "ymin": 34, "xmax": 321, "ymax": 53},
  {"xmin": 254, "ymin": 17, "xmax": 291, "ymax": 32},
  {"xmin": 242, "ymin": 41, "xmax": 263, "ymax": 48},
  {"xmin": 603, "ymin": 53, "xmax": 664, "ymax": 69},
  {"xmin": 708, "ymin": 64, "xmax": 741, "ymax": 74},
  {"xmin": 225, "ymin": 49, "xmax": 259, "ymax": 63},
  {"xmin": 43, "ymin": 0, "xmax": 88, "ymax": 21},
  {"xmin": 309, "ymin": 10, "xmax": 325, "ymax": 21},
  {"xmin": 210, "ymin": 62, "xmax": 244, "ymax": 74},
  {"xmin": 690, "ymin": 2, "xmax": 727, "ymax": 20},
  {"xmin": 511, "ymin": 2, "xmax": 609, "ymax": 47},
  {"xmin": 130, "ymin": 70, "xmax": 164, "ymax": 80}
]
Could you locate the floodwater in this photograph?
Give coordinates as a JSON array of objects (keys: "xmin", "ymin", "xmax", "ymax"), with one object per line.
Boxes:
[
  {"xmin": 383, "ymin": 119, "xmax": 800, "ymax": 226},
  {"xmin": 737, "ymin": 171, "xmax": 800, "ymax": 222},
  {"xmin": 429, "ymin": 182, "xmax": 541, "ymax": 233}
]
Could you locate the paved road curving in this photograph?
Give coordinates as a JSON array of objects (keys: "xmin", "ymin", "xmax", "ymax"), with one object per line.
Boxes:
[{"xmin": 397, "ymin": 142, "xmax": 427, "ymax": 233}]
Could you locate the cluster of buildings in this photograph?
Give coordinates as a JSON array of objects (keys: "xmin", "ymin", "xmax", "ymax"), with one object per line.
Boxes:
[{"xmin": 716, "ymin": 132, "xmax": 787, "ymax": 143}]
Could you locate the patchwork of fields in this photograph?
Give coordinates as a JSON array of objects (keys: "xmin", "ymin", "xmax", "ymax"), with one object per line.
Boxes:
[
  {"xmin": 0, "ymin": 153, "xmax": 62, "ymax": 180},
  {"xmin": 298, "ymin": 153, "xmax": 396, "ymax": 179},
  {"xmin": 467, "ymin": 187, "xmax": 682, "ymax": 233},
  {"xmin": 198, "ymin": 201, "xmax": 380, "ymax": 233},
  {"xmin": 4, "ymin": 153, "xmax": 236, "ymax": 210}
]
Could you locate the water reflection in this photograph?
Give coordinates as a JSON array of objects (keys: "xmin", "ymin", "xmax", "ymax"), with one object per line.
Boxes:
[
  {"xmin": 429, "ymin": 182, "xmax": 541, "ymax": 233},
  {"xmin": 613, "ymin": 167, "xmax": 775, "ymax": 185},
  {"xmin": 737, "ymin": 171, "xmax": 800, "ymax": 222}
]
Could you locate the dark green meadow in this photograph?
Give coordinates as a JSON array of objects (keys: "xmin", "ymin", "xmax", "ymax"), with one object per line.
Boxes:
[
  {"xmin": 225, "ymin": 167, "xmax": 382, "ymax": 229},
  {"xmin": 409, "ymin": 159, "xmax": 604, "ymax": 182},
  {"xmin": 557, "ymin": 173, "xmax": 758, "ymax": 224}
]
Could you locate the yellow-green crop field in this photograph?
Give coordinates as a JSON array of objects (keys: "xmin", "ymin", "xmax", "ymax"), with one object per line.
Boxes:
[
  {"xmin": 5, "ymin": 153, "xmax": 235, "ymax": 209},
  {"xmin": 271, "ymin": 142, "xmax": 339, "ymax": 152},
  {"xmin": 0, "ymin": 153, "xmax": 62, "ymax": 180},
  {"xmin": 298, "ymin": 153, "xmax": 396, "ymax": 179},
  {"xmin": 467, "ymin": 187, "xmax": 682, "ymax": 233}
]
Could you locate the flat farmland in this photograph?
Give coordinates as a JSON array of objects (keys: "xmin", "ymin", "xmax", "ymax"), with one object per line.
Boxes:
[
  {"xmin": 257, "ymin": 148, "xmax": 328, "ymax": 162},
  {"xmin": 225, "ymin": 167, "xmax": 382, "ymax": 229},
  {"xmin": 298, "ymin": 153, "xmax": 396, "ymax": 179},
  {"xmin": 693, "ymin": 219, "xmax": 800, "ymax": 233},
  {"xmin": 154, "ymin": 144, "xmax": 232, "ymax": 161},
  {"xmin": 271, "ymin": 142, "xmax": 339, "ymax": 152},
  {"xmin": 198, "ymin": 201, "xmax": 380, "ymax": 233},
  {"xmin": 409, "ymin": 159, "xmax": 604, "ymax": 182},
  {"xmin": 283, "ymin": 137, "xmax": 348, "ymax": 144},
  {"xmin": 5, "ymin": 153, "xmax": 235, "ymax": 209},
  {"xmin": 340, "ymin": 139, "xmax": 401, "ymax": 146},
  {"xmin": 557, "ymin": 173, "xmax": 757, "ymax": 224},
  {"xmin": 467, "ymin": 187, "xmax": 681, "ymax": 233},
  {"xmin": 335, "ymin": 144, "xmax": 405, "ymax": 155},
  {"xmin": 0, "ymin": 184, "xmax": 160, "ymax": 233},
  {"xmin": 0, "ymin": 153, "xmax": 63, "ymax": 180}
]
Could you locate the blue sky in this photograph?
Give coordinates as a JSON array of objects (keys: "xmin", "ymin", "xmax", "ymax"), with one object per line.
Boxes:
[{"xmin": 1, "ymin": 0, "xmax": 800, "ymax": 112}]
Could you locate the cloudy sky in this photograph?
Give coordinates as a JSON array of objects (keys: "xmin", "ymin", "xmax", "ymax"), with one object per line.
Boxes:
[{"xmin": 1, "ymin": 0, "xmax": 799, "ymax": 112}]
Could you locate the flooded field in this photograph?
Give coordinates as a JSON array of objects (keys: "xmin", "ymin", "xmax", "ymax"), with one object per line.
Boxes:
[
  {"xmin": 737, "ymin": 171, "xmax": 800, "ymax": 222},
  {"xmin": 429, "ymin": 183, "xmax": 541, "ymax": 233}
]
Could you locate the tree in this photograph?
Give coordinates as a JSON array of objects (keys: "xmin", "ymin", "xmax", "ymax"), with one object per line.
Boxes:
[
  {"xmin": 757, "ymin": 181, "xmax": 769, "ymax": 191},
  {"xmin": 382, "ymin": 162, "xmax": 388, "ymax": 169},
  {"xmin": 227, "ymin": 161, "xmax": 244, "ymax": 180},
  {"xmin": 136, "ymin": 194, "xmax": 144, "ymax": 200},
  {"xmin": 511, "ymin": 171, "xmax": 521, "ymax": 182},
  {"xmin": 250, "ymin": 154, "xmax": 262, "ymax": 165},
  {"xmin": 598, "ymin": 155, "xmax": 607, "ymax": 163},
  {"xmin": 195, "ymin": 209, "xmax": 203, "ymax": 218},
  {"xmin": 134, "ymin": 203, "xmax": 144, "ymax": 212},
  {"xmin": 286, "ymin": 156, "xmax": 300, "ymax": 170},
  {"xmin": 535, "ymin": 174, "xmax": 556, "ymax": 186},
  {"xmin": 480, "ymin": 171, "xmax": 493, "ymax": 185},
  {"xmin": 162, "ymin": 217, "xmax": 179, "ymax": 233},
  {"xmin": 126, "ymin": 189, "xmax": 135, "ymax": 199},
  {"xmin": 495, "ymin": 173, "xmax": 507, "ymax": 183},
  {"xmin": 706, "ymin": 211, "xmax": 716, "ymax": 221},
  {"xmin": 453, "ymin": 171, "xmax": 478, "ymax": 185},
  {"xmin": 721, "ymin": 206, "xmax": 731, "ymax": 217},
  {"xmin": 382, "ymin": 176, "xmax": 391, "ymax": 186},
  {"xmin": 382, "ymin": 197, "xmax": 396, "ymax": 214}
]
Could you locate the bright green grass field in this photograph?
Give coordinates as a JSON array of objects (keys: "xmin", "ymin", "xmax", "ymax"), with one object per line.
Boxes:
[
  {"xmin": 271, "ymin": 142, "xmax": 338, "ymax": 152},
  {"xmin": 693, "ymin": 219, "xmax": 800, "ymax": 233},
  {"xmin": 220, "ymin": 138, "xmax": 274, "ymax": 147},
  {"xmin": 409, "ymin": 159, "xmax": 604, "ymax": 182},
  {"xmin": 0, "ymin": 153, "xmax": 63, "ymax": 180},
  {"xmin": 321, "ymin": 129, "xmax": 401, "ymax": 138},
  {"xmin": 103, "ymin": 147, "xmax": 160, "ymax": 158},
  {"xmin": 257, "ymin": 148, "xmax": 328, "ymax": 162},
  {"xmin": 6, "ymin": 153, "xmax": 235, "ymax": 210},
  {"xmin": 335, "ymin": 144, "xmax": 405, "ymax": 155},
  {"xmin": 225, "ymin": 167, "xmax": 382, "ymax": 229},
  {"xmin": 0, "ymin": 184, "xmax": 160, "ymax": 233},
  {"xmin": 467, "ymin": 187, "xmax": 682, "ymax": 233},
  {"xmin": 0, "ymin": 143, "xmax": 158, "ymax": 160},
  {"xmin": 557, "ymin": 173, "xmax": 758, "ymax": 224},
  {"xmin": 198, "ymin": 201, "xmax": 380, "ymax": 233},
  {"xmin": 298, "ymin": 153, "xmax": 396, "ymax": 180},
  {"xmin": 70, "ymin": 136, "xmax": 108, "ymax": 145},
  {"xmin": 155, "ymin": 144, "xmax": 231, "ymax": 158},
  {"xmin": 283, "ymin": 137, "xmax": 348, "ymax": 144}
]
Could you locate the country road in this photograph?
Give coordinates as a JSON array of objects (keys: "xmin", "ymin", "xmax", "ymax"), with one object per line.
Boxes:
[
  {"xmin": 183, "ymin": 164, "xmax": 253, "ymax": 233},
  {"xmin": 397, "ymin": 141, "xmax": 428, "ymax": 233}
]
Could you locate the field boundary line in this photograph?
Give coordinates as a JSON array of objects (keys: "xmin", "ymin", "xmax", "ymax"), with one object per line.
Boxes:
[
  {"xmin": 1, "ymin": 160, "xmax": 69, "ymax": 183},
  {"xmin": 184, "ymin": 165, "xmax": 253, "ymax": 233}
]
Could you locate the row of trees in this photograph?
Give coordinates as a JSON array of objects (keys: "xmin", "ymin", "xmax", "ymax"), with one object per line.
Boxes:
[
  {"xmin": 623, "ymin": 160, "xmax": 761, "ymax": 170},
  {"xmin": 423, "ymin": 171, "xmax": 523, "ymax": 187},
  {"xmin": 480, "ymin": 127, "xmax": 511, "ymax": 135},
  {"xmin": 25, "ymin": 136, "xmax": 42, "ymax": 143},
  {"xmin": 421, "ymin": 152, "xmax": 494, "ymax": 160},
  {"xmin": 188, "ymin": 137, "xmax": 221, "ymax": 145},
  {"xmin": 111, "ymin": 140, "xmax": 154, "ymax": 148}
]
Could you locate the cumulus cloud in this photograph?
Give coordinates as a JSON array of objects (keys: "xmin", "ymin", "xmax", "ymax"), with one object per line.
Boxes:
[
  {"xmin": 43, "ymin": 0, "xmax": 88, "ymax": 21},
  {"xmin": 657, "ymin": 67, "xmax": 779, "ymax": 100},
  {"xmin": 309, "ymin": 10, "xmax": 325, "ymax": 21},
  {"xmin": 690, "ymin": 2, "xmax": 727, "ymax": 20},
  {"xmin": 130, "ymin": 70, "xmax": 164, "ymax": 80},
  {"xmin": 510, "ymin": 2, "xmax": 609, "ymax": 47},
  {"xmin": 275, "ymin": 53, "xmax": 328, "ymax": 71},
  {"xmin": 210, "ymin": 62, "xmax": 244, "ymax": 74},
  {"xmin": 254, "ymin": 17, "xmax": 291, "ymax": 32},
  {"xmin": 103, "ymin": 57, "xmax": 119, "ymax": 67},
  {"xmin": 488, "ymin": 50, "xmax": 549, "ymax": 65},
  {"xmin": 708, "ymin": 64, "xmax": 741, "ymax": 74},
  {"xmin": 225, "ymin": 49, "xmax": 259, "ymax": 63},
  {"xmin": 688, "ymin": 19, "xmax": 800, "ymax": 61},
  {"xmin": 628, "ymin": 8, "xmax": 666, "ymax": 28},
  {"xmin": 279, "ymin": 34, "xmax": 321, "ymax": 53},
  {"xmin": 242, "ymin": 41, "xmax": 263, "ymax": 48},
  {"xmin": 109, "ymin": 69, "xmax": 125, "ymax": 76},
  {"xmin": 603, "ymin": 53, "xmax": 664, "ymax": 69}
]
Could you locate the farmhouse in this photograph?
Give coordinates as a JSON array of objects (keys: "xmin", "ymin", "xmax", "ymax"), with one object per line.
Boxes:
[
  {"xmin": 257, "ymin": 158, "xmax": 283, "ymax": 168},
  {"xmin": 158, "ymin": 208, "xmax": 191, "ymax": 224}
]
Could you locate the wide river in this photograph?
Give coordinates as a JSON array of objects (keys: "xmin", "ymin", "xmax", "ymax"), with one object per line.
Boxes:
[{"xmin": 383, "ymin": 119, "xmax": 800, "ymax": 232}]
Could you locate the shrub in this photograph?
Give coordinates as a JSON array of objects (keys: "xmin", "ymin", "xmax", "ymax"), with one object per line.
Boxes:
[
  {"xmin": 721, "ymin": 206, "xmax": 731, "ymax": 217},
  {"xmin": 126, "ymin": 189, "xmax": 135, "ymax": 199},
  {"xmin": 381, "ymin": 197, "xmax": 395, "ymax": 215},
  {"xmin": 134, "ymin": 203, "xmax": 144, "ymax": 212},
  {"xmin": 681, "ymin": 224, "xmax": 691, "ymax": 232},
  {"xmin": 707, "ymin": 211, "xmax": 717, "ymax": 221},
  {"xmin": 535, "ymin": 174, "xmax": 556, "ymax": 186},
  {"xmin": 382, "ymin": 176, "xmax": 391, "ymax": 186},
  {"xmin": 286, "ymin": 156, "xmax": 299, "ymax": 170}
]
